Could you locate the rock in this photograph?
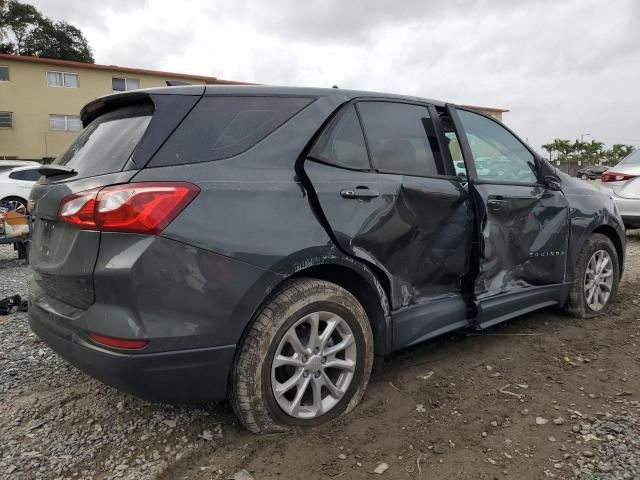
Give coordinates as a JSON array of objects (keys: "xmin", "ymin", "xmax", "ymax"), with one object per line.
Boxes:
[
  {"xmin": 536, "ymin": 417, "xmax": 549, "ymax": 425},
  {"xmin": 198, "ymin": 430, "xmax": 214, "ymax": 441},
  {"xmin": 487, "ymin": 458, "xmax": 497, "ymax": 465},
  {"xmin": 338, "ymin": 453, "xmax": 347, "ymax": 460},
  {"xmin": 582, "ymin": 450, "xmax": 595, "ymax": 458},
  {"xmin": 374, "ymin": 463, "xmax": 389, "ymax": 474},
  {"xmin": 161, "ymin": 419, "xmax": 177, "ymax": 429},
  {"xmin": 481, "ymin": 431, "xmax": 488, "ymax": 438},
  {"xmin": 416, "ymin": 404, "xmax": 426, "ymax": 413},
  {"xmin": 599, "ymin": 421, "xmax": 625, "ymax": 434},
  {"xmin": 229, "ymin": 469, "xmax": 254, "ymax": 480},
  {"xmin": 553, "ymin": 416, "xmax": 565, "ymax": 425}
]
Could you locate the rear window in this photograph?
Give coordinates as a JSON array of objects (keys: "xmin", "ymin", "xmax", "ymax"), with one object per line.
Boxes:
[
  {"xmin": 54, "ymin": 103, "xmax": 153, "ymax": 178},
  {"xmin": 150, "ymin": 96, "xmax": 313, "ymax": 167},
  {"xmin": 618, "ymin": 149, "xmax": 640, "ymax": 166}
]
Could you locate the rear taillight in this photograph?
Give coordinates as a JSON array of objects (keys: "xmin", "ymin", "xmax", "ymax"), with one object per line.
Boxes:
[
  {"xmin": 88, "ymin": 332, "xmax": 149, "ymax": 350},
  {"xmin": 58, "ymin": 182, "xmax": 199, "ymax": 234},
  {"xmin": 600, "ymin": 172, "xmax": 637, "ymax": 183}
]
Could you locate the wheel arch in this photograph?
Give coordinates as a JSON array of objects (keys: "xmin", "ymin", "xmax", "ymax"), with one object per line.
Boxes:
[
  {"xmin": 1, "ymin": 195, "xmax": 28, "ymax": 206},
  {"xmin": 289, "ymin": 261, "xmax": 391, "ymax": 359},
  {"xmin": 235, "ymin": 255, "xmax": 393, "ymax": 369},
  {"xmin": 591, "ymin": 223, "xmax": 625, "ymax": 272}
]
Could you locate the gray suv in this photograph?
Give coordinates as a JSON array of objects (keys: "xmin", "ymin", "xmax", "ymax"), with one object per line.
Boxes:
[{"xmin": 28, "ymin": 86, "xmax": 625, "ymax": 433}]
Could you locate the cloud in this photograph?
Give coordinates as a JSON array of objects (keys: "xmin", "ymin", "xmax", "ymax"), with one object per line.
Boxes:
[{"xmin": 20, "ymin": 0, "xmax": 640, "ymax": 149}]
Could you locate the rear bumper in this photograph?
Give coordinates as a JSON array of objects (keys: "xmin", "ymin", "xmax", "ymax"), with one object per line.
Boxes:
[
  {"xmin": 29, "ymin": 301, "xmax": 236, "ymax": 403},
  {"xmin": 599, "ymin": 185, "xmax": 640, "ymax": 225}
]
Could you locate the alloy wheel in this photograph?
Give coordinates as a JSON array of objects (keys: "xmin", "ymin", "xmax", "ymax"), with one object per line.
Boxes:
[
  {"xmin": 584, "ymin": 249, "xmax": 613, "ymax": 311},
  {"xmin": 271, "ymin": 311, "xmax": 357, "ymax": 419}
]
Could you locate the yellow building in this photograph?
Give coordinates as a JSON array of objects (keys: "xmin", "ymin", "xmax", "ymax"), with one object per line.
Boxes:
[
  {"xmin": 462, "ymin": 104, "xmax": 508, "ymax": 122},
  {"xmin": 0, "ymin": 54, "xmax": 244, "ymax": 161}
]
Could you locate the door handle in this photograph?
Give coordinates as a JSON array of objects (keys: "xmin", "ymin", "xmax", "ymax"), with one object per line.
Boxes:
[{"xmin": 340, "ymin": 186, "xmax": 380, "ymax": 199}]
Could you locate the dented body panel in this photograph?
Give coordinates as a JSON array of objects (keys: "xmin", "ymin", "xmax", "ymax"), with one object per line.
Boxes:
[{"xmin": 472, "ymin": 183, "xmax": 570, "ymax": 298}]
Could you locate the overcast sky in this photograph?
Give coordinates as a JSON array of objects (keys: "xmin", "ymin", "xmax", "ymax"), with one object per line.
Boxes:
[{"xmin": 29, "ymin": 0, "xmax": 640, "ymax": 153}]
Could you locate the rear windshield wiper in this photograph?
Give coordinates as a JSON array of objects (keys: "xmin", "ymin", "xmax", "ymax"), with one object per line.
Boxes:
[{"xmin": 38, "ymin": 165, "xmax": 78, "ymax": 178}]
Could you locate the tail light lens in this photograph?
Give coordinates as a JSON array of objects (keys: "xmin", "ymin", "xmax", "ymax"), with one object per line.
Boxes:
[
  {"xmin": 58, "ymin": 182, "xmax": 199, "ymax": 234},
  {"xmin": 88, "ymin": 332, "xmax": 149, "ymax": 350},
  {"xmin": 600, "ymin": 172, "xmax": 637, "ymax": 183}
]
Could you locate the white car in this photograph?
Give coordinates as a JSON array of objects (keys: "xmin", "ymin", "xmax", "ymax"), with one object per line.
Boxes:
[
  {"xmin": 0, "ymin": 160, "xmax": 39, "ymax": 172},
  {"xmin": 0, "ymin": 165, "xmax": 42, "ymax": 209},
  {"xmin": 599, "ymin": 149, "xmax": 640, "ymax": 228}
]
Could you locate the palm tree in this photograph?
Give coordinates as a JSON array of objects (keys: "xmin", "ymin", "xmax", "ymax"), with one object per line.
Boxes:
[
  {"xmin": 542, "ymin": 143, "xmax": 555, "ymax": 161},
  {"xmin": 552, "ymin": 139, "xmax": 573, "ymax": 162},
  {"xmin": 583, "ymin": 140, "xmax": 604, "ymax": 165}
]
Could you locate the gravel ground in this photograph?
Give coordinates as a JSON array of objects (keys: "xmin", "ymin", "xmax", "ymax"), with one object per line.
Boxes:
[{"xmin": 1, "ymin": 237, "xmax": 639, "ymax": 479}]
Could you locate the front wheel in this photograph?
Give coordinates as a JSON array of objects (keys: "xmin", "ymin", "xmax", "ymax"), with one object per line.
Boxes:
[
  {"xmin": 229, "ymin": 278, "xmax": 374, "ymax": 433},
  {"xmin": 563, "ymin": 233, "xmax": 620, "ymax": 318}
]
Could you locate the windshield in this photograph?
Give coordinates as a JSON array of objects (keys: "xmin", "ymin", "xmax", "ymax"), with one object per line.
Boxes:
[{"xmin": 618, "ymin": 149, "xmax": 640, "ymax": 167}]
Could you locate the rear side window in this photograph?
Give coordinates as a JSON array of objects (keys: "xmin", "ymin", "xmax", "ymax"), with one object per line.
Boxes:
[
  {"xmin": 309, "ymin": 104, "xmax": 370, "ymax": 170},
  {"xmin": 618, "ymin": 149, "xmax": 640, "ymax": 166},
  {"xmin": 357, "ymin": 102, "xmax": 443, "ymax": 177},
  {"xmin": 152, "ymin": 96, "xmax": 314, "ymax": 166},
  {"xmin": 54, "ymin": 103, "xmax": 153, "ymax": 179},
  {"xmin": 9, "ymin": 168, "xmax": 41, "ymax": 181}
]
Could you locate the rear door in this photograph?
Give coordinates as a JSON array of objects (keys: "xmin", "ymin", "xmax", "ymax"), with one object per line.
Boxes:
[
  {"xmin": 304, "ymin": 100, "xmax": 474, "ymax": 349},
  {"xmin": 29, "ymin": 93, "xmax": 200, "ymax": 309},
  {"xmin": 448, "ymin": 107, "xmax": 570, "ymax": 327}
]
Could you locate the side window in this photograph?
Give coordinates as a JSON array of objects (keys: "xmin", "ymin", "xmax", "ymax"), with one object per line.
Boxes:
[
  {"xmin": 9, "ymin": 169, "xmax": 40, "ymax": 181},
  {"xmin": 357, "ymin": 101, "xmax": 443, "ymax": 176},
  {"xmin": 309, "ymin": 104, "xmax": 369, "ymax": 170},
  {"xmin": 151, "ymin": 96, "xmax": 313, "ymax": 167},
  {"xmin": 457, "ymin": 109, "xmax": 537, "ymax": 183}
]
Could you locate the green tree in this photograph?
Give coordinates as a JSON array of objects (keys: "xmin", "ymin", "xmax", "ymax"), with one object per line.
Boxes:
[
  {"xmin": 583, "ymin": 140, "xmax": 604, "ymax": 164},
  {"xmin": 0, "ymin": 0, "xmax": 93, "ymax": 62},
  {"xmin": 542, "ymin": 142, "xmax": 555, "ymax": 161},
  {"xmin": 605, "ymin": 144, "xmax": 635, "ymax": 164},
  {"xmin": 0, "ymin": 0, "xmax": 41, "ymax": 53},
  {"xmin": 550, "ymin": 139, "xmax": 573, "ymax": 162},
  {"xmin": 22, "ymin": 19, "xmax": 93, "ymax": 62}
]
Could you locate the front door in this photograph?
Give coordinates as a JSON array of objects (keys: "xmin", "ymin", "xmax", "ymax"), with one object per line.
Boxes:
[
  {"xmin": 304, "ymin": 100, "xmax": 474, "ymax": 348},
  {"xmin": 449, "ymin": 107, "xmax": 570, "ymax": 327}
]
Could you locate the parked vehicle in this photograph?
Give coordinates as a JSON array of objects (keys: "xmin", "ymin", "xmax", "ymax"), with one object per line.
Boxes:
[
  {"xmin": 0, "ymin": 165, "xmax": 42, "ymax": 209},
  {"xmin": 577, "ymin": 165, "xmax": 608, "ymax": 180},
  {"xmin": 0, "ymin": 160, "xmax": 39, "ymax": 174},
  {"xmin": 599, "ymin": 149, "xmax": 640, "ymax": 228},
  {"xmin": 28, "ymin": 86, "xmax": 625, "ymax": 433}
]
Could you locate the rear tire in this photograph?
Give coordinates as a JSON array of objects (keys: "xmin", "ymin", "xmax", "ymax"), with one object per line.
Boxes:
[
  {"xmin": 563, "ymin": 233, "xmax": 620, "ymax": 318},
  {"xmin": 229, "ymin": 278, "xmax": 374, "ymax": 434}
]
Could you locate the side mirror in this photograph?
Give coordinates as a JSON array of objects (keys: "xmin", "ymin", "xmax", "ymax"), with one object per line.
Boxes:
[{"xmin": 544, "ymin": 176, "xmax": 562, "ymax": 191}]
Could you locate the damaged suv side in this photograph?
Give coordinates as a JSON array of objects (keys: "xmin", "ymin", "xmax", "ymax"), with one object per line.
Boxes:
[{"xmin": 28, "ymin": 86, "xmax": 625, "ymax": 433}]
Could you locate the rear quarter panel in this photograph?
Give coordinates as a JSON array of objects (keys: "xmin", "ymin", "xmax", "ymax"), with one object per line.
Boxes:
[{"xmin": 126, "ymin": 95, "xmax": 366, "ymax": 344}]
